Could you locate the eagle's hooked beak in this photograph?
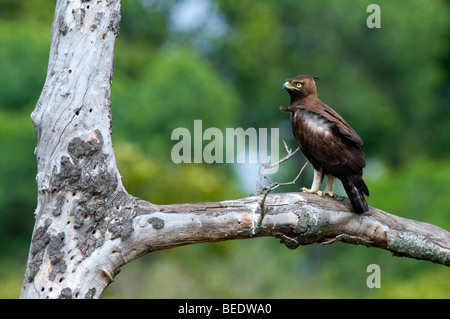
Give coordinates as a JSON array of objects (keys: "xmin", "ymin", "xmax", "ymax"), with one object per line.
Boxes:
[{"xmin": 282, "ymin": 81, "xmax": 290, "ymax": 90}]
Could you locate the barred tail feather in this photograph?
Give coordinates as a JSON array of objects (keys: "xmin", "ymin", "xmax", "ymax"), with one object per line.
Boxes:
[{"xmin": 341, "ymin": 176, "xmax": 369, "ymax": 214}]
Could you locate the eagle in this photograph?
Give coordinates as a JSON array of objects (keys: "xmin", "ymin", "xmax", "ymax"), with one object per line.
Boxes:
[{"xmin": 281, "ymin": 75, "xmax": 369, "ymax": 214}]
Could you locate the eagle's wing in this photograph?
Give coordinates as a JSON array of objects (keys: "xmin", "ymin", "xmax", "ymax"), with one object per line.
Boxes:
[
  {"xmin": 292, "ymin": 102, "xmax": 366, "ymax": 178},
  {"xmin": 320, "ymin": 105, "xmax": 363, "ymax": 146}
]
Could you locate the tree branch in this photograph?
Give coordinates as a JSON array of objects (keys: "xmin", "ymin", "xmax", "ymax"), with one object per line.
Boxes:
[{"xmin": 129, "ymin": 194, "xmax": 450, "ymax": 265}]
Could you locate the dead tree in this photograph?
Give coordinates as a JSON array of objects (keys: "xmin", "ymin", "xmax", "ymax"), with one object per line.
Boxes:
[{"xmin": 20, "ymin": 0, "xmax": 450, "ymax": 299}]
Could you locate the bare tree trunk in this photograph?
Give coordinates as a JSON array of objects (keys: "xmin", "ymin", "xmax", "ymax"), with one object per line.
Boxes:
[
  {"xmin": 21, "ymin": 0, "xmax": 125, "ymax": 298},
  {"xmin": 21, "ymin": 0, "xmax": 450, "ymax": 299}
]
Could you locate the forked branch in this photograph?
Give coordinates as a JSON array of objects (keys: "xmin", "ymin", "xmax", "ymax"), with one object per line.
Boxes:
[{"xmin": 254, "ymin": 140, "xmax": 303, "ymax": 195}]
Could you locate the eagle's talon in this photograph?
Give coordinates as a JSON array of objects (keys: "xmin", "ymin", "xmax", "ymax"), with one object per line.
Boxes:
[
  {"xmin": 300, "ymin": 187, "xmax": 325, "ymax": 197},
  {"xmin": 323, "ymin": 191, "xmax": 335, "ymax": 198}
]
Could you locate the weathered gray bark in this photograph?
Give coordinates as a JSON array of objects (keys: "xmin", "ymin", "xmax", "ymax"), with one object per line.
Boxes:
[
  {"xmin": 21, "ymin": 0, "xmax": 124, "ymax": 299},
  {"xmin": 21, "ymin": 0, "xmax": 450, "ymax": 299}
]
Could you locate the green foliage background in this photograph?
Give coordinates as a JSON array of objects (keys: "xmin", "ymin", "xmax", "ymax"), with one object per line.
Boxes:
[{"xmin": 0, "ymin": 0, "xmax": 449, "ymax": 298}]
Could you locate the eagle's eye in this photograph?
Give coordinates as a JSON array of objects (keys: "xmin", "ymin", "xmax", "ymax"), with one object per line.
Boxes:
[{"xmin": 296, "ymin": 83, "xmax": 302, "ymax": 88}]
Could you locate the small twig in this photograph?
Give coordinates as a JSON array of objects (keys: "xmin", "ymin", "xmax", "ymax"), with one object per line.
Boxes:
[
  {"xmin": 254, "ymin": 161, "xmax": 307, "ymax": 234},
  {"xmin": 252, "ymin": 141, "xmax": 308, "ymax": 235},
  {"xmin": 254, "ymin": 141, "xmax": 300, "ymax": 195},
  {"xmin": 254, "ymin": 190, "xmax": 270, "ymax": 234},
  {"xmin": 262, "ymin": 161, "xmax": 308, "ymax": 192}
]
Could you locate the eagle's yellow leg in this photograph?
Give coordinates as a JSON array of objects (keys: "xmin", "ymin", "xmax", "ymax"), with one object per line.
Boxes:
[
  {"xmin": 301, "ymin": 168, "xmax": 325, "ymax": 197},
  {"xmin": 301, "ymin": 187, "xmax": 325, "ymax": 197},
  {"xmin": 301, "ymin": 170, "xmax": 335, "ymax": 198},
  {"xmin": 323, "ymin": 174, "xmax": 335, "ymax": 198}
]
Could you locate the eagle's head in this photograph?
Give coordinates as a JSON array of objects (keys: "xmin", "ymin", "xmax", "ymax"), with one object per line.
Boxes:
[{"xmin": 283, "ymin": 74, "xmax": 319, "ymax": 102}]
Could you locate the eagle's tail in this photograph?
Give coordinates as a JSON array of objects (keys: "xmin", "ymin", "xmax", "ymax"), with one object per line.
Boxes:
[{"xmin": 341, "ymin": 175, "xmax": 369, "ymax": 214}]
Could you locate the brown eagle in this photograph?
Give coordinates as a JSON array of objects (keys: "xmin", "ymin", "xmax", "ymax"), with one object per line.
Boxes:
[{"xmin": 281, "ymin": 75, "xmax": 369, "ymax": 214}]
